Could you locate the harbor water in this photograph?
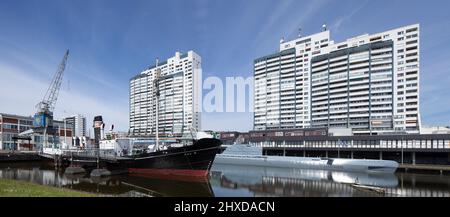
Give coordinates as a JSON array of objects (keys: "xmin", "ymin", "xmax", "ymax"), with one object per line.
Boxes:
[{"xmin": 0, "ymin": 161, "xmax": 449, "ymax": 197}]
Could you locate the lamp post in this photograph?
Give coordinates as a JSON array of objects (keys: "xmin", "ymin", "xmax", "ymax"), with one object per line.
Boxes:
[
  {"xmin": 62, "ymin": 110, "xmax": 68, "ymax": 149},
  {"xmin": 337, "ymin": 139, "xmax": 341, "ymax": 158},
  {"xmin": 401, "ymin": 135, "xmax": 404, "ymax": 165},
  {"xmin": 63, "ymin": 118, "xmax": 67, "ymax": 149}
]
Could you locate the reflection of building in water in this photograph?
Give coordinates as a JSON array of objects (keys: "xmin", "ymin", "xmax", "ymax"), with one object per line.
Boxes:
[
  {"xmin": 42, "ymin": 170, "xmax": 60, "ymax": 186},
  {"xmin": 210, "ymin": 164, "xmax": 450, "ymax": 197},
  {"xmin": 385, "ymin": 188, "xmax": 450, "ymax": 197},
  {"xmin": 0, "ymin": 167, "xmax": 69, "ymax": 187},
  {"xmin": 118, "ymin": 191, "xmax": 154, "ymax": 197},
  {"xmin": 214, "ymin": 172, "xmax": 450, "ymax": 197},
  {"xmin": 385, "ymin": 173, "xmax": 450, "ymax": 197}
]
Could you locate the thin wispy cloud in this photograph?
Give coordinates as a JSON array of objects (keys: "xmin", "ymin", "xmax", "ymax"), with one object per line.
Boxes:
[
  {"xmin": 250, "ymin": 0, "xmax": 332, "ymax": 57},
  {"xmin": 285, "ymin": 0, "xmax": 332, "ymax": 38},
  {"xmin": 329, "ymin": 0, "xmax": 369, "ymax": 34},
  {"xmin": 253, "ymin": 0, "xmax": 297, "ymax": 43},
  {"xmin": 0, "ymin": 63, "xmax": 129, "ymax": 131}
]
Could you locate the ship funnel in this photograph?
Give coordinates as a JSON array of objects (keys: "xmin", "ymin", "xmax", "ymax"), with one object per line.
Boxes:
[{"xmin": 93, "ymin": 116, "xmax": 103, "ymax": 147}]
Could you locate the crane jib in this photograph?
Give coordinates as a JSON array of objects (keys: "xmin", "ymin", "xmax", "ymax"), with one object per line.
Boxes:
[{"xmin": 33, "ymin": 49, "xmax": 70, "ymax": 130}]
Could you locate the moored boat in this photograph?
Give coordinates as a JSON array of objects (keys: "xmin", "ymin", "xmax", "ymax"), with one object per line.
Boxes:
[
  {"xmin": 214, "ymin": 144, "xmax": 398, "ymax": 173},
  {"xmin": 97, "ymin": 132, "xmax": 222, "ymax": 181},
  {"xmin": 117, "ymin": 137, "xmax": 222, "ymax": 181}
]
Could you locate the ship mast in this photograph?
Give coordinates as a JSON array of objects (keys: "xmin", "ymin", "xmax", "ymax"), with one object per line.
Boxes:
[{"xmin": 155, "ymin": 58, "xmax": 161, "ymax": 151}]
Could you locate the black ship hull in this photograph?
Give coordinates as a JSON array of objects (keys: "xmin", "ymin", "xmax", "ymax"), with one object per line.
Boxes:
[{"xmin": 119, "ymin": 138, "xmax": 222, "ymax": 182}]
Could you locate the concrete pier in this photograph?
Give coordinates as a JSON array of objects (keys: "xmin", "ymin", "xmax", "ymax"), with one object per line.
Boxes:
[
  {"xmin": 398, "ymin": 164, "xmax": 450, "ymax": 174},
  {"xmin": 90, "ymin": 168, "xmax": 128, "ymax": 177},
  {"xmin": 64, "ymin": 167, "xmax": 86, "ymax": 175},
  {"xmin": 90, "ymin": 169, "xmax": 111, "ymax": 177}
]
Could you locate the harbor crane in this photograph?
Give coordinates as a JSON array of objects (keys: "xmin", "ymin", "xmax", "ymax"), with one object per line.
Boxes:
[{"xmin": 33, "ymin": 49, "xmax": 70, "ymax": 134}]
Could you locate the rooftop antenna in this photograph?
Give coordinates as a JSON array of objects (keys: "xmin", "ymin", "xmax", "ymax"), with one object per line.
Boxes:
[
  {"xmin": 298, "ymin": 28, "xmax": 302, "ymax": 38},
  {"xmin": 322, "ymin": 23, "xmax": 328, "ymax": 32}
]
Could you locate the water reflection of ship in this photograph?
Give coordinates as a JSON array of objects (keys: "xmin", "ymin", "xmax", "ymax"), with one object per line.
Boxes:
[
  {"xmin": 210, "ymin": 164, "xmax": 399, "ymax": 197},
  {"xmin": 122, "ymin": 175, "xmax": 214, "ymax": 197},
  {"xmin": 62, "ymin": 173, "xmax": 215, "ymax": 197},
  {"xmin": 0, "ymin": 163, "xmax": 214, "ymax": 197},
  {"xmin": 64, "ymin": 174, "xmax": 155, "ymax": 196}
]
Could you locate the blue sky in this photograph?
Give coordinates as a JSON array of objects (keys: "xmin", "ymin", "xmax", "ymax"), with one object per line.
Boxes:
[{"xmin": 0, "ymin": 0, "xmax": 449, "ymax": 132}]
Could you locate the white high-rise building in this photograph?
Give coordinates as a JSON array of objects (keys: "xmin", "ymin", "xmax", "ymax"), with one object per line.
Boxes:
[
  {"xmin": 64, "ymin": 114, "xmax": 87, "ymax": 137},
  {"xmin": 254, "ymin": 30, "xmax": 331, "ymax": 131},
  {"xmin": 254, "ymin": 24, "xmax": 420, "ymax": 135},
  {"xmin": 130, "ymin": 51, "xmax": 202, "ymax": 137}
]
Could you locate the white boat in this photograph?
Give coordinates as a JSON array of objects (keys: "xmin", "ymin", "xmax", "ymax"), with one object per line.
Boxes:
[{"xmin": 214, "ymin": 144, "xmax": 398, "ymax": 173}]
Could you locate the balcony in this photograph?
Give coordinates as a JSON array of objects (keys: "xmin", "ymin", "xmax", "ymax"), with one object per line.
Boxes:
[{"xmin": 312, "ymin": 64, "xmax": 329, "ymax": 73}]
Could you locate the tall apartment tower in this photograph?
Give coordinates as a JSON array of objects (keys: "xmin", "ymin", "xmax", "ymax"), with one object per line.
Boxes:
[
  {"xmin": 64, "ymin": 114, "xmax": 86, "ymax": 137},
  {"xmin": 130, "ymin": 51, "xmax": 202, "ymax": 137},
  {"xmin": 254, "ymin": 24, "xmax": 420, "ymax": 135},
  {"xmin": 254, "ymin": 30, "xmax": 331, "ymax": 131}
]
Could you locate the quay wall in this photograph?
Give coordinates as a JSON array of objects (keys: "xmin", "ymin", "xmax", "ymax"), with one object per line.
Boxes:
[{"xmin": 0, "ymin": 152, "xmax": 42, "ymax": 162}]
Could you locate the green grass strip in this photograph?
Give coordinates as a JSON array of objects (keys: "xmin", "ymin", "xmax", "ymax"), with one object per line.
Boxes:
[{"xmin": 0, "ymin": 178, "xmax": 96, "ymax": 197}]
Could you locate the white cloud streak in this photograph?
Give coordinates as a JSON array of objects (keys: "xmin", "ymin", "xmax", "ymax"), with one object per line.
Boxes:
[
  {"xmin": 329, "ymin": 0, "xmax": 369, "ymax": 34},
  {"xmin": 0, "ymin": 63, "xmax": 129, "ymax": 132}
]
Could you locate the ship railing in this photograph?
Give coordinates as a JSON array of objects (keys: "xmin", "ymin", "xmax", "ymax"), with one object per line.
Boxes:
[{"xmin": 61, "ymin": 149, "xmax": 119, "ymax": 161}]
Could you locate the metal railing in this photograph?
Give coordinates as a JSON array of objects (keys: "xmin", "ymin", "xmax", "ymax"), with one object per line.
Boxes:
[
  {"xmin": 251, "ymin": 140, "xmax": 450, "ymax": 150},
  {"xmin": 62, "ymin": 149, "xmax": 118, "ymax": 161}
]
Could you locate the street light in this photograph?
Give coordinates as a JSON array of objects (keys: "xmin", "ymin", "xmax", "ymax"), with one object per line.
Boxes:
[
  {"xmin": 337, "ymin": 139, "xmax": 341, "ymax": 158},
  {"xmin": 401, "ymin": 135, "xmax": 404, "ymax": 165},
  {"xmin": 62, "ymin": 110, "xmax": 68, "ymax": 149}
]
